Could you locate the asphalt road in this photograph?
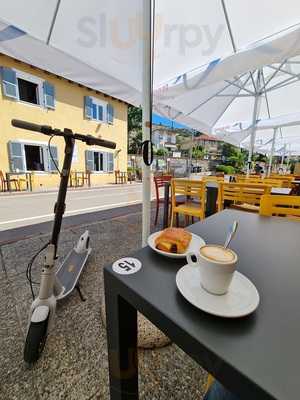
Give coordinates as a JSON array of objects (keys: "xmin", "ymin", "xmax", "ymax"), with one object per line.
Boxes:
[{"xmin": 0, "ymin": 183, "xmax": 153, "ymax": 231}]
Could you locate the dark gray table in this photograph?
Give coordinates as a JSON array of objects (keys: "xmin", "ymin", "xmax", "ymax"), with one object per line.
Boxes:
[{"xmin": 104, "ymin": 210, "xmax": 300, "ymax": 400}]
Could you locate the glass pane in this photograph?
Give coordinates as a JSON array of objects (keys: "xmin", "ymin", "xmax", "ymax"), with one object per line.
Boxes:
[
  {"xmin": 94, "ymin": 152, "xmax": 100, "ymax": 171},
  {"xmin": 12, "ymin": 158, "xmax": 24, "ymax": 172},
  {"xmin": 18, "ymin": 78, "xmax": 38, "ymax": 104},
  {"xmin": 92, "ymin": 103, "xmax": 98, "ymax": 120},
  {"xmin": 98, "ymin": 105, "xmax": 103, "ymax": 121},
  {"xmin": 5, "ymin": 82, "xmax": 17, "ymax": 98},
  {"xmin": 10, "ymin": 142, "xmax": 22, "ymax": 156}
]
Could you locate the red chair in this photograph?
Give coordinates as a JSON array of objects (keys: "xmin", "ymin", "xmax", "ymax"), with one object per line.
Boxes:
[{"xmin": 154, "ymin": 175, "xmax": 172, "ymax": 225}]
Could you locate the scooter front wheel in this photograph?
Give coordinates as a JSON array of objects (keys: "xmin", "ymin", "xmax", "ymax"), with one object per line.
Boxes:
[{"xmin": 24, "ymin": 319, "xmax": 48, "ymax": 364}]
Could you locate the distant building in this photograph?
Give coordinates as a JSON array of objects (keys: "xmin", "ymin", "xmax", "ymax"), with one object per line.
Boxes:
[
  {"xmin": 194, "ymin": 134, "xmax": 223, "ymax": 160},
  {"xmin": 152, "ymin": 124, "xmax": 178, "ymax": 152}
]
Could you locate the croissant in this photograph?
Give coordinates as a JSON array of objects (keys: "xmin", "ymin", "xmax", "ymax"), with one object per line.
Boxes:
[{"xmin": 155, "ymin": 228, "xmax": 192, "ymax": 254}]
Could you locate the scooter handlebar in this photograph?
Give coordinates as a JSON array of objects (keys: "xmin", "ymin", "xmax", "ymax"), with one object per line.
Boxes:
[
  {"xmin": 11, "ymin": 119, "xmax": 116, "ymax": 149},
  {"xmin": 79, "ymin": 134, "xmax": 116, "ymax": 149},
  {"xmin": 12, "ymin": 119, "xmax": 53, "ymax": 135}
]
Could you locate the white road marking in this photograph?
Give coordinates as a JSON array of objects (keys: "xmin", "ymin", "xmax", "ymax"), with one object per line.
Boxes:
[
  {"xmin": 0, "ymin": 185, "xmax": 143, "ymax": 200},
  {"xmin": 0, "ymin": 199, "xmax": 142, "ymax": 226}
]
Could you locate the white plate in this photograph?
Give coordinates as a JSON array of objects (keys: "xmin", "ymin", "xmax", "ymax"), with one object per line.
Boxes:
[
  {"xmin": 176, "ymin": 265, "xmax": 260, "ymax": 318},
  {"xmin": 148, "ymin": 231, "xmax": 205, "ymax": 259}
]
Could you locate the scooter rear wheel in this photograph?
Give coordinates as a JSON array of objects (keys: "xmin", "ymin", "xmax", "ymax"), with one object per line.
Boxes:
[{"xmin": 24, "ymin": 320, "xmax": 48, "ymax": 364}]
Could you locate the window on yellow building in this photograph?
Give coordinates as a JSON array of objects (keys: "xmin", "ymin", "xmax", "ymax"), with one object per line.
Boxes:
[
  {"xmin": 1, "ymin": 67, "xmax": 55, "ymax": 109},
  {"xmin": 8, "ymin": 141, "xmax": 58, "ymax": 173},
  {"xmin": 84, "ymin": 96, "xmax": 114, "ymax": 124},
  {"xmin": 85, "ymin": 150, "xmax": 114, "ymax": 173}
]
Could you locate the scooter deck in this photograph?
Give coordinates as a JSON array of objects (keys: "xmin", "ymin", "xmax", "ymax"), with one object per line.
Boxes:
[{"xmin": 56, "ymin": 248, "xmax": 91, "ymax": 300}]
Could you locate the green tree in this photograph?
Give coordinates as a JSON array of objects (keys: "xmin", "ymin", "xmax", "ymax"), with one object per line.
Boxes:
[
  {"xmin": 192, "ymin": 145, "xmax": 204, "ymax": 159},
  {"xmin": 128, "ymin": 106, "xmax": 142, "ymax": 154},
  {"xmin": 156, "ymin": 148, "xmax": 168, "ymax": 157},
  {"xmin": 227, "ymin": 149, "xmax": 247, "ymax": 171},
  {"xmin": 222, "ymin": 143, "xmax": 237, "ymax": 159}
]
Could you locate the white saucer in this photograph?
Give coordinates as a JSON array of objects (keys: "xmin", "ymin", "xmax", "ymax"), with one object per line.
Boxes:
[
  {"xmin": 176, "ymin": 265, "xmax": 260, "ymax": 318},
  {"xmin": 148, "ymin": 231, "xmax": 205, "ymax": 259}
]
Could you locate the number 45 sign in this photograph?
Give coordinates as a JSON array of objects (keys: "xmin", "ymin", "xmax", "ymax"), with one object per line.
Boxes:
[{"xmin": 112, "ymin": 257, "xmax": 142, "ymax": 275}]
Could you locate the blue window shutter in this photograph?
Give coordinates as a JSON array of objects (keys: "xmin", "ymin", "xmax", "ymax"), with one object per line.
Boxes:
[
  {"xmin": 107, "ymin": 152, "xmax": 114, "ymax": 172},
  {"xmin": 1, "ymin": 67, "xmax": 17, "ymax": 99},
  {"xmin": 107, "ymin": 104, "xmax": 114, "ymax": 124},
  {"xmin": 8, "ymin": 141, "xmax": 25, "ymax": 172},
  {"xmin": 43, "ymin": 81, "xmax": 55, "ymax": 109},
  {"xmin": 92, "ymin": 103, "xmax": 97, "ymax": 119},
  {"xmin": 85, "ymin": 96, "xmax": 93, "ymax": 119},
  {"xmin": 85, "ymin": 150, "xmax": 94, "ymax": 171},
  {"xmin": 48, "ymin": 146, "xmax": 58, "ymax": 171},
  {"xmin": 102, "ymin": 152, "xmax": 108, "ymax": 172},
  {"xmin": 98, "ymin": 105, "xmax": 103, "ymax": 121}
]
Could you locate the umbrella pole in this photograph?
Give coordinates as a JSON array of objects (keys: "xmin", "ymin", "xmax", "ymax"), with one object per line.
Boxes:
[
  {"xmin": 142, "ymin": 0, "xmax": 152, "ymax": 246},
  {"xmin": 280, "ymin": 144, "xmax": 287, "ymax": 170},
  {"xmin": 267, "ymin": 128, "xmax": 277, "ymax": 177},
  {"xmin": 247, "ymin": 72, "xmax": 262, "ymax": 177}
]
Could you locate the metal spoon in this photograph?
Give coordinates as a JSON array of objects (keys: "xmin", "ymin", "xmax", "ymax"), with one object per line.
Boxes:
[{"xmin": 224, "ymin": 221, "xmax": 238, "ymax": 249}]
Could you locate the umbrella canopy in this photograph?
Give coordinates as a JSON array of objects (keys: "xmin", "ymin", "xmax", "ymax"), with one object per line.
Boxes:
[
  {"xmin": 0, "ymin": 0, "xmax": 300, "ymax": 106},
  {"xmin": 215, "ymin": 112, "xmax": 300, "ymax": 149}
]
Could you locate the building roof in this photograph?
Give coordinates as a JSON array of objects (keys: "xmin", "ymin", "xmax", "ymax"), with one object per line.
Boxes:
[{"xmin": 195, "ymin": 134, "xmax": 223, "ymax": 142}]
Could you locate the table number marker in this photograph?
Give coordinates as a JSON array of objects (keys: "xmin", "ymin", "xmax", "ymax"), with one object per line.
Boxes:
[{"xmin": 112, "ymin": 258, "xmax": 142, "ymax": 275}]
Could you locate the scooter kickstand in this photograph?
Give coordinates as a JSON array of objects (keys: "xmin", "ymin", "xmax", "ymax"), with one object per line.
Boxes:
[{"xmin": 75, "ymin": 284, "xmax": 86, "ymax": 302}]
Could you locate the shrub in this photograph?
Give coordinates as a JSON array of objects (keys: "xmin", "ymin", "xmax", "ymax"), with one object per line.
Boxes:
[{"xmin": 216, "ymin": 165, "xmax": 235, "ymax": 174}]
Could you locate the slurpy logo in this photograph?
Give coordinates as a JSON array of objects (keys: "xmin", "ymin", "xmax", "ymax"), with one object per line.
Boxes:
[{"xmin": 77, "ymin": 13, "xmax": 225, "ymax": 57}]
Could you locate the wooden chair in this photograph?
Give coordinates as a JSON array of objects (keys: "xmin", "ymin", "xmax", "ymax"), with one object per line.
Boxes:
[
  {"xmin": 260, "ymin": 195, "xmax": 300, "ymax": 220},
  {"xmin": 263, "ymin": 178, "xmax": 284, "ymax": 188},
  {"xmin": 170, "ymin": 179, "xmax": 206, "ymax": 226},
  {"xmin": 153, "ymin": 175, "xmax": 172, "ymax": 225},
  {"xmin": 218, "ymin": 182, "xmax": 271, "ymax": 213},
  {"xmin": 0, "ymin": 171, "xmax": 20, "ymax": 191},
  {"xmin": 202, "ymin": 176, "xmax": 224, "ymax": 183},
  {"xmin": 115, "ymin": 170, "xmax": 126, "ymax": 184}
]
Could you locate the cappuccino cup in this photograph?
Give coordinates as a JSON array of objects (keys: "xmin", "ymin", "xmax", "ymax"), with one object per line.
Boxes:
[{"xmin": 186, "ymin": 245, "xmax": 238, "ymax": 295}]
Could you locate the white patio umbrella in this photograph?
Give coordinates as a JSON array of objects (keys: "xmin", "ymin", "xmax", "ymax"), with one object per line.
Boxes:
[
  {"xmin": 1, "ymin": 0, "xmax": 300, "ymax": 239},
  {"xmin": 215, "ymin": 112, "xmax": 300, "ymax": 174}
]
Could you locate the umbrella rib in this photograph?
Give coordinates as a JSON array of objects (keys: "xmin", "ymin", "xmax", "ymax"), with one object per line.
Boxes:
[
  {"xmin": 185, "ymin": 72, "xmax": 249, "ymax": 117},
  {"xmin": 267, "ymin": 64, "xmax": 299, "ymax": 79},
  {"xmin": 211, "ymin": 74, "xmax": 253, "ymax": 129},
  {"xmin": 47, "ymin": 0, "xmax": 62, "ymax": 45},
  {"xmin": 221, "ymin": 0, "xmax": 237, "ymax": 52},
  {"xmin": 266, "ymin": 74, "xmax": 300, "ymax": 92},
  {"xmin": 261, "ymin": 71, "xmax": 271, "ymax": 118},
  {"xmin": 224, "ymin": 79, "xmax": 255, "ymax": 95},
  {"xmin": 263, "ymin": 59, "xmax": 287, "ymax": 88}
]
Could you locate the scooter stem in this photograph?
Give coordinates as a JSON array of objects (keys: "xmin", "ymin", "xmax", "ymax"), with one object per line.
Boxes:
[{"xmin": 51, "ymin": 132, "xmax": 75, "ymax": 257}]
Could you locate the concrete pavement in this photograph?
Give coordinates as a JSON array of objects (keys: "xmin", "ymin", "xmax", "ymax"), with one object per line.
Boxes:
[{"xmin": 0, "ymin": 183, "xmax": 154, "ymax": 230}]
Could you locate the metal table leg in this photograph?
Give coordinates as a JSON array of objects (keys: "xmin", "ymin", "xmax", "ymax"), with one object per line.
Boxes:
[
  {"xmin": 163, "ymin": 182, "xmax": 170, "ymax": 228},
  {"xmin": 104, "ymin": 271, "xmax": 139, "ymax": 400}
]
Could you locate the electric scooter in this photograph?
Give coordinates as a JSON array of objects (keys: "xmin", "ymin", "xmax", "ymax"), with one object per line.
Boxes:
[{"xmin": 11, "ymin": 119, "xmax": 116, "ymax": 364}]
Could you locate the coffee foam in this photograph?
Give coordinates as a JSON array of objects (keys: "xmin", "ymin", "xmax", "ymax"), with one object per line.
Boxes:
[{"xmin": 200, "ymin": 245, "xmax": 236, "ymax": 264}]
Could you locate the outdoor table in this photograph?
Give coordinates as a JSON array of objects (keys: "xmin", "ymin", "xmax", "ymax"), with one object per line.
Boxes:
[
  {"xmin": 6, "ymin": 172, "xmax": 33, "ymax": 192},
  {"xmin": 104, "ymin": 209, "xmax": 300, "ymax": 400},
  {"xmin": 270, "ymin": 187, "xmax": 291, "ymax": 195},
  {"xmin": 163, "ymin": 181, "xmax": 218, "ymax": 228}
]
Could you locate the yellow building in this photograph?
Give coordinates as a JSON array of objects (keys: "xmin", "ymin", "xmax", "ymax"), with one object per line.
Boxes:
[{"xmin": 0, "ymin": 54, "xmax": 128, "ymax": 190}]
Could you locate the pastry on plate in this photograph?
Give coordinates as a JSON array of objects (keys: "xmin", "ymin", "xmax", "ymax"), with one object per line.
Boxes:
[{"xmin": 155, "ymin": 228, "xmax": 192, "ymax": 254}]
